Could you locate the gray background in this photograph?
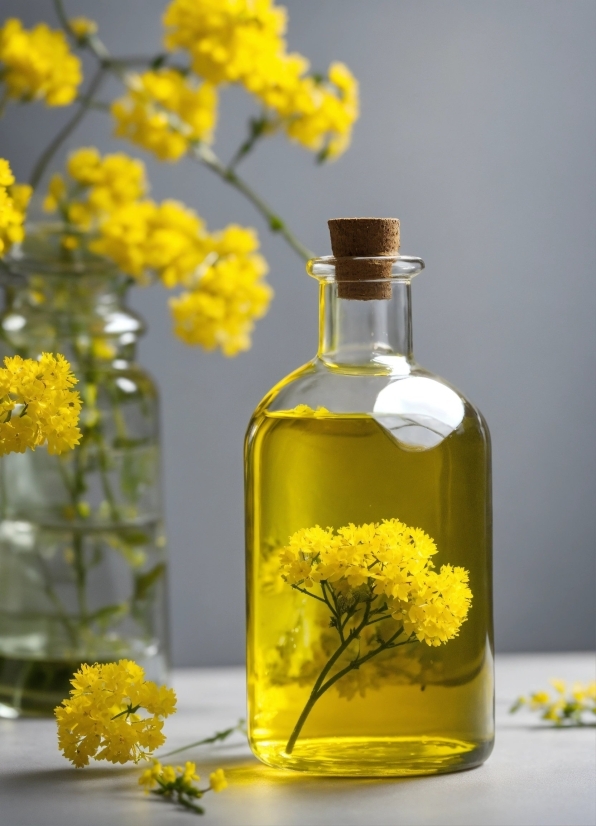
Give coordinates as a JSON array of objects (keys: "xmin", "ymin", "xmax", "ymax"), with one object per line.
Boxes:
[{"xmin": 1, "ymin": 1, "xmax": 594, "ymax": 664}]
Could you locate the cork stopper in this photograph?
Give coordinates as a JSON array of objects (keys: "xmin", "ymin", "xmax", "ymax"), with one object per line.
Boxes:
[{"xmin": 328, "ymin": 217, "xmax": 401, "ymax": 300}]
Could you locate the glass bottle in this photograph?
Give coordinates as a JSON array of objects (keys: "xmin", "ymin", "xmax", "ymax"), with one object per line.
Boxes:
[
  {"xmin": 245, "ymin": 218, "xmax": 493, "ymax": 775},
  {"xmin": 0, "ymin": 226, "xmax": 169, "ymax": 717}
]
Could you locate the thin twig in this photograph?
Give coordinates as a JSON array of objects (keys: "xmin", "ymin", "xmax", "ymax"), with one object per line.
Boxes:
[
  {"xmin": 28, "ymin": 66, "xmax": 106, "ymax": 190},
  {"xmin": 158, "ymin": 720, "xmax": 246, "ymax": 758},
  {"xmin": 291, "ymin": 583, "xmax": 327, "ymax": 604},
  {"xmin": 226, "ymin": 115, "xmax": 272, "ymax": 171},
  {"xmin": 192, "ymin": 143, "xmax": 314, "ymax": 261}
]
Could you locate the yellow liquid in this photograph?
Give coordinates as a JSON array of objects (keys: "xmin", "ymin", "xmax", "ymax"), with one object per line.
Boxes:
[{"xmin": 245, "ymin": 408, "xmax": 493, "ymax": 775}]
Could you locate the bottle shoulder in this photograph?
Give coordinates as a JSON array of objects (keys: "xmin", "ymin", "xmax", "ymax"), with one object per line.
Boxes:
[{"xmin": 249, "ymin": 358, "xmax": 489, "ymax": 452}]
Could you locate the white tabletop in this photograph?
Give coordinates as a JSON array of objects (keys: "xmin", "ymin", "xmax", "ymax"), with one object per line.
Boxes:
[{"xmin": 0, "ymin": 653, "xmax": 594, "ymax": 826}]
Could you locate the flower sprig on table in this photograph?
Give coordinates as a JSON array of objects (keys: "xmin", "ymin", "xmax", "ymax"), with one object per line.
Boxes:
[
  {"xmin": 55, "ymin": 659, "xmax": 177, "ymax": 767},
  {"xmin": 0, "ymin": 0, "xmax": 359, "ymax": 354},
  {"xmin": 56, "ymin": 660, "xmax": 234, "ymax": 817},
  {"xmin": 139, "ymin": 761, "xmax": 227, "ymax": 815},
  {"xmin": 511, "ymin": 679, "xmax": 596, "ymax": 726}
]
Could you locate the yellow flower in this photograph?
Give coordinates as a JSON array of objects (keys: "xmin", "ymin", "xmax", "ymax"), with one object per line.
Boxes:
[
  {"xmin": 163, "ymin": 0, "xmax": 287, "ymax": 86},
  {"xmin": 57, "ymin": 148, "xmax": 147, "ymax": 222},
  {"xmin": 139, "ymin": 760, "xmax": 164, "ymax": 790},
  {"xmin": 511, "ymin": 679, "xmax": 596, "ymax": 725},
  {"xmin": 0, "ymin": 158, "xmax": 13, "ymax": 188},
  {"xmin": 43, "ymin": 173, "xmax": 67, "ymax": 213},
  {"xmin": 162, "ymin": 0, "xmax": 358, "ymax": 159},
  {"xmin": 0, "ymin": 158, "xmax": 31, "ymax": 255},
  {"xmin": 41, "ymin": 149, "xmax": 272, "ymax": 355},
  {"xmin": 112, "ymin": 69, "xmax": 218, "ymax": 161},
  {"xmin": 0, "ymin": 353, "xmax": 81, "ymax": 456},
  {"xmin": 291, "ymin": 404, "xmax": 331, "ymax": 417},
  {"xmin": 138, "ymin": 759, "xmax": 225, "ymax": 813},
  {"xmin": 43, "ymin": 148, "xmax": 147, "ymax": 233},
  {"xmin": 0, "ymin": 18, "xmax": 82, "ymax": 106},
  {"xmin": 169, "ymin": 233, "xmax": 272, "ymax": 355},
  {"xmin": 89, "ymin": 199, "xmax": 208, "ymax": 284},
  {"xmin": 283, "ymin": 62, "xmax": 359, "ymax": 160},
  {"xmin": 209, "ymin": 768, "xmax": 227, "ymax": 792},
  {"xmin": 281, "ymin": 518, "xmax": 471, "ymax": 647},
  {"xmin": 55, "ymin": 659, "xmax": 177, "ymax": 768},
  {"xmin": 89, "ymin": 196, "xmax": 272, "ymax": 355},
  {"xmin": 68, "ymin": 17, "xmax": 98, "ymax": 41}
]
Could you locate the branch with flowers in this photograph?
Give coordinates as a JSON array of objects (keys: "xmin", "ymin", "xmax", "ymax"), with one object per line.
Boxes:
[
  {"xmin": 278, "ymin": 519, "xmax": 472, "ymax": 754},
  {"xmin": 0, "ymin": 0, "xmax": 359, "ymax": 354}
]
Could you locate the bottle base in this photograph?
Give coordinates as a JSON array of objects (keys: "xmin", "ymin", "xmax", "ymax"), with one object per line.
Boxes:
[{"xmin": 250, "ymin": 735, "xmax": 493, "ymax": 776}]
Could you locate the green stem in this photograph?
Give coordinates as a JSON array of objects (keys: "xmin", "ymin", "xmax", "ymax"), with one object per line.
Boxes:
[
  {"xmin": 72, "ymin": 532, "xmax": 88, "ymax": 621},
  {"xmin": 35, "ymin": 552, "xmax": 78, "ymax": 646},
  {"xmin": 192, "ymin": 143, "xmax": 314, "ymax": 262},
  {"xmin": 291, "ymin": 583, "xmax": 327, "ymax": 604},
  {"xmin": 226, "ymin": 115, "xmax": 271, "ymax": 171},
  {"xmin": 285, "ymin": 600, "xmax": 372, "ymax": 755},
  {"xmin": 318, "ymin": 630, "xmax": 416, "ymax": 698},
  {"xmin": 158, "ymin": 720, "xmax": 245, "ymax": 758},
  {"xmin": 28, "ymin": 65, "xmax": 106, "ymax": 190},
  {"xmin": 95, "ymin": 430, "xmax": 121, "ymax": 522}
]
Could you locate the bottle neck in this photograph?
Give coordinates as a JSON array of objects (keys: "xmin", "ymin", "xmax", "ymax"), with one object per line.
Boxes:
[{"xmin": 318, "ymin": 280, "xmax": 413, "ymax": 371}]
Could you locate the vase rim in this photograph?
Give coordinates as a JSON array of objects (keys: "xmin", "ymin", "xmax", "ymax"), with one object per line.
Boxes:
[{"xmin": 1, "ymin": 222, "xmax": 121, "ymax": 278}]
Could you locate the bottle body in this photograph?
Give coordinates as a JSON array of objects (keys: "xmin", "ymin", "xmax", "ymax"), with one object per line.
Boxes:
[
  {"xmin": 0, "ymin": 233, "xmax": 168, "ymax": 717},
  {"xmin": 245, "ymin": 264, "xmax": 493, "ymax": 775}
]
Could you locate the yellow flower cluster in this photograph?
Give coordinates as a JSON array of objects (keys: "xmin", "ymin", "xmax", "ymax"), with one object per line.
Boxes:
[
  {"xmin": 55, "ymin": 659, "xmax": 177, "ymax": 768},
  {"xmin": 0, "ymin": 353, "xmax": 82, "ymax": 456},
  {"xmin": 0, "ymin": 158, "xmax": 31, "ymax": 255},
  {"xmin": 113, "ymin": 69, "xmax": 218, "ymax": 161},
  {"xmin": 158, "ymin": 0, "xmax": 358, "ymax": 159},
  {"xmin": 170, "ymin": 225, "xmax": 272, "ymax": 355},
  {"xmin": 91, "ymin": 200, "xmax": 271, "ymax": 355},
  {"xmin": 511, "ymin": 679, "xmax": 596, "ymax": 726},
  {"xmin": 89, "ymin": 199, "xmax": 204, "ymax": 284},
  {"xmin": 139, "ymin": 761, "xmax": 227, "ymax": 814},
  {"xmin": 280, "ymin": 62, "xmax": 359, "ymax": 160},
  {"xmin": 68, "ymin": 17, "xmax": 98, "ymax": 42},
  {"xmin": 280, "ymin": 519, "xmax": 472, "ymax": 647},
  {"xmin": 96, "ymin": 201, "xmax": 273, "ymax": 356},
  {"xmin": 163, "ymin": 0, "xmax": 288, "ymax": 86},
  {"xmin": 44, "ymin": 147, "xmax": 147, "ymax": 228},
  {"xmin": 44, "ymin": 149, "xmax": 271, "ymax": 354},
  {"xmin": 0, "ymin": 18, "xmax": 82, "ymax": 106}
]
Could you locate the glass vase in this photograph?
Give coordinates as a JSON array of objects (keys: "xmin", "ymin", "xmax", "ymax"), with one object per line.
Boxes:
[
  {"xmin": 0, "ymin": 226, "xmax": 169, "ymax": 717},
  {"xmin": 245, "ymin": 222, "xmax": 493, "ymax": 775}
]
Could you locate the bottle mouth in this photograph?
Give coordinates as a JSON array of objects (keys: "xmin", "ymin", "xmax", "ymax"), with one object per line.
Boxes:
[{"xmin": 307, "ymin": 255, "xmax": 425, "ymax": 283}]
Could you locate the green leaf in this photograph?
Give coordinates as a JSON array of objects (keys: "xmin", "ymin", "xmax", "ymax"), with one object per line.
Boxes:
[
  {"xmin": 118, "ymin": 529, "xmax": 150, "ymax": 546},
  {"xmin": 133, "ymin": 562, "xmax": 165, "ymax": 602},
  {"xmin": 88, "ymin": 602, "xmax": 129, "ymax": 630}
]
